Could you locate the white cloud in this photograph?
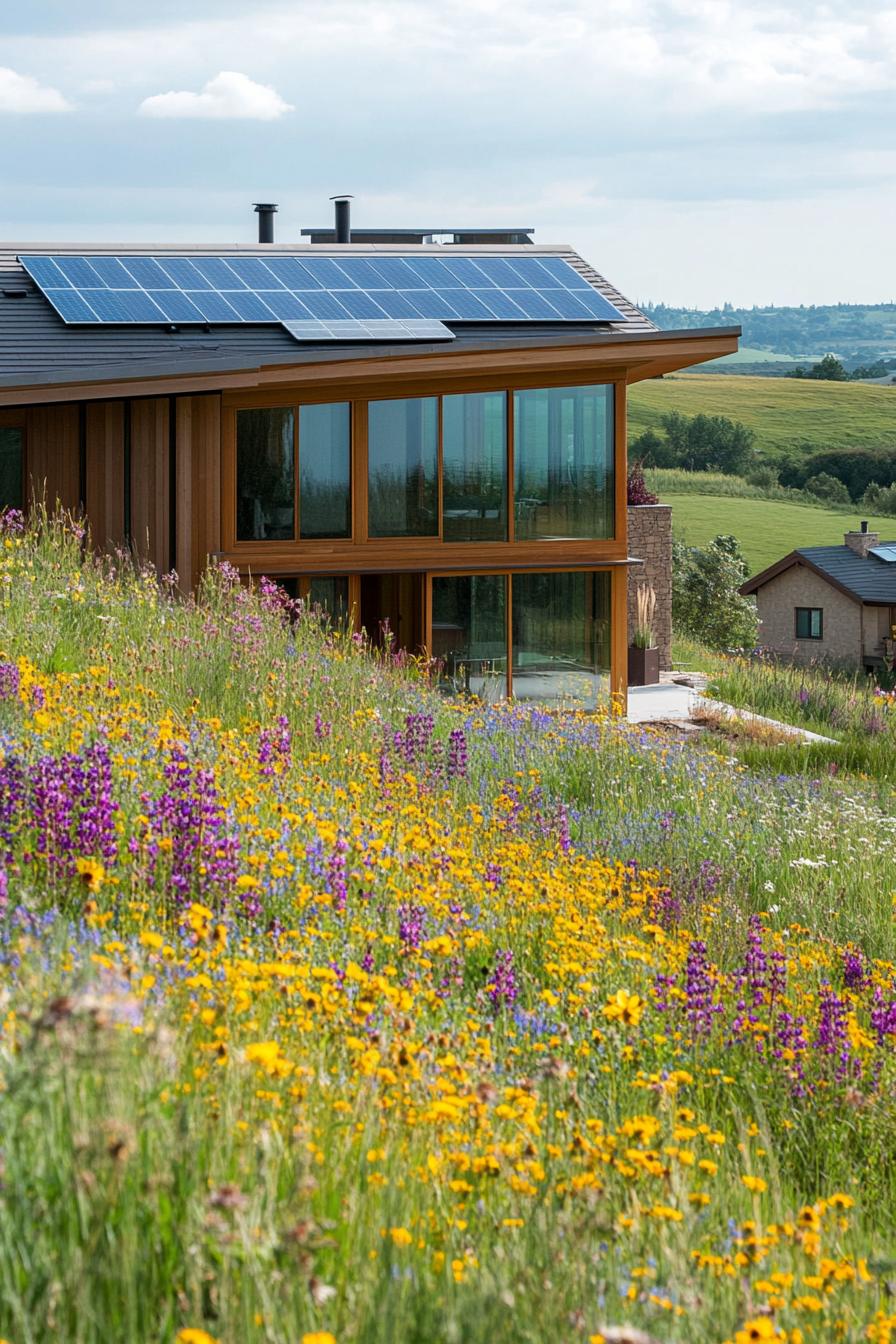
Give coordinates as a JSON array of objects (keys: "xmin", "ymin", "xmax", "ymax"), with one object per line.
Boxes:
[
  {"xmin": 0, "ymin": 66, "xmax": 71, "ymax": 114},
  {"xmin": 138, "ymin": 69, "xmax": 292, "ymax": 119}
]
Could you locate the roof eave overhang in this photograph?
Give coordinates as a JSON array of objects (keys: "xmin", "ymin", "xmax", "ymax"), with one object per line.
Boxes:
[{"xmin": 0, "ymin": 325, "xmax": 741, "ymax": 407}]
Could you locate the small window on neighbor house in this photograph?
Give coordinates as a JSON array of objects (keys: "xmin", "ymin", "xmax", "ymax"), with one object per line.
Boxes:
[{"xmin": 795, "ymin": 607, "xmax": 823, "ymax": 639}]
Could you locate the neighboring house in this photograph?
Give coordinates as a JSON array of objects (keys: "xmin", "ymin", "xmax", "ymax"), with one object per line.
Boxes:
[
  {"xmin": 0, "ymin": 201, "xmax": 739, "ymax": 707},
  {"xmin": 740, "ymin": 525, "xmax": 896, "ymax": 670}
]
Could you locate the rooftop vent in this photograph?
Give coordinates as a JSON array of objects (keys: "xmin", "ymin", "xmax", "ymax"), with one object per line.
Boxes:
[
  {"xmin": 331, "ymin": 194, "xmax": 353, "ymax": 244},
  {"xmin": 302, "ymin": 200, "xmax": 534, "ymax": 246},
  {"xmin": 253, "ymin": 202, "xmax": 278, "ymax": 244}
]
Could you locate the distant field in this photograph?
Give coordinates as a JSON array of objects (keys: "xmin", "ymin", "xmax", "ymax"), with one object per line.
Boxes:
[
  {"xmin": 712, "ymin": 345, "xmax": 799, "ymax": 364},
  {"xmin": 628, "ymin": 373, "xmax": 896, "ymax": 463},
  {"xmin": 666, "ymin": 493, "xmax": 895, "ymax": 573}
]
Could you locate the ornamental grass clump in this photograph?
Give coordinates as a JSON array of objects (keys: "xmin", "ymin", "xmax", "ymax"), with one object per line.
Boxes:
[
  {"xmin": 632, "ymin": 583, "xmax": 657, "ymax": 650},
  {"xmin": 0, "ymin": 514, "xmax": 895, "ymax": 1342}
]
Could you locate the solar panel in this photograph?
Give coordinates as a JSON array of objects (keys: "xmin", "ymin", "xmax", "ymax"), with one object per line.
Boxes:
[
  {"xmin": 282, "ymin": 318, "xmax": 455, "ymax": 343},
  {"xmin": 870, "ymin": 545, "xmax": 896, "ymax": 563},
  {"xmin": 18, "ymin": 252, "xmax": 627, "ymax": 333}
]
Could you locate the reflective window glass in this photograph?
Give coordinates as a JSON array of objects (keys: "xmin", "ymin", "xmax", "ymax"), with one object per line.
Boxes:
[
  {"xmin": 511, "ymin": 571, "xmax": 611, "ymax": 709},
  {"xmin": 308, "ymin": 576, "xmax": 350, "ymax": 620},
  {"xmin": 513, "ymin": 385, "xmax": 614, "ymax": 540},
  {"xmin": 0, "ymin": 428, "xmax": 24, "ymax": 512},
  {"xmin": 299, "ymin": 403, "xmax": 351, "ymax": 539},
  {"xmin": 432, "ymin": 574, "xmax": 507, "ymax": 701},
  {"xmin": 442, "ymin": 392, "xmax": 507, "ymax": 541},
  {"xmin": 236, "ymin": 408, "xmax": 295, "ymax": 540},
  {"xmin": 368, "ymin": 397, "xmax": 438, "ymax": 537}
]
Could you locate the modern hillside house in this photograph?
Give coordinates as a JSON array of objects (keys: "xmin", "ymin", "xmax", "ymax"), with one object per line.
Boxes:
[{"xmin": 0, "ymin": 201, "xmax": 739, "ymax": 706}]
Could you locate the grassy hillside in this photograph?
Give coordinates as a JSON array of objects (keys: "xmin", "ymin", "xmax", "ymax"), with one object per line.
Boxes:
[
  {"xmin": 628, "ymin": 372, "xmax": 896, "ymax": 464},
  {"xmin": 666, "ymin": 493, "xmax": 894, "ymax": 573}
]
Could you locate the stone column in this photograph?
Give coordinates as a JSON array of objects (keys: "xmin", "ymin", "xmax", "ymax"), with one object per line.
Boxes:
[{"xmin": 627, "ymin": 504, "xmax": 673, "ymax": 670}]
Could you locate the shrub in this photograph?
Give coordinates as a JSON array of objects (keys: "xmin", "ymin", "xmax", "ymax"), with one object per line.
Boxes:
[
  {"xmin": 660, "ymin": 411, "xmax": 757, "ymax": 475},
  {"xmin": 672, "ymin": 533, "xmax": 758, "ymax": 651},
  {"xmin": 745, "ymin": 465, "xmax": 780, "ymax": 491},
  {"xmin": 804, "ymin": 471, "xmax": 852, "ymax": 506},
  {"xmin": 782, "ymin": 448, "xmax": 896, "ymax": 500},
  {"xmin": 861, "ymin": 482, "xmax": 896, "ymax": 517},
  {"xmin": 626, "ymin": 461, "xmax": 659, "ymax": 505}
]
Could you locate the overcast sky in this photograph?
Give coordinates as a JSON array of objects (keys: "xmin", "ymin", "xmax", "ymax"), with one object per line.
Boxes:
[{"xmin": 1, "ymin": 0, "xmax": 894, "ymax": 307}]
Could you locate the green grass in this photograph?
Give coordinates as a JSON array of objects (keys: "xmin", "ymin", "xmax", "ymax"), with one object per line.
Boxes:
[
  {"xmin": 710, "ymin": 345, "xmax": 800, "ymax": 364},
  {"xmin": 645, "ymin": 466, "xmax": 815, "ymax": 502},
  {"xmin": 628, "ymin": 372, "xmax": 896, "ymax": 464},
  {"xmin": 665, "ymin": 493, "xmax": 895, "ymax": 573}
]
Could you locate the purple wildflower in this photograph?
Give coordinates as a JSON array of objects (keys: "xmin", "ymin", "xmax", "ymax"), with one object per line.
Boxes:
[{"xmin": 486, "ymin": 949, "xmax": 518, "ymax": 1011}]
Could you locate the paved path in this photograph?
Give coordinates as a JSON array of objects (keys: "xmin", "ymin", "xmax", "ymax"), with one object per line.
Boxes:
[{"xmin": 627, "ymin": 683, "xmax": 837, "ymax": 744}]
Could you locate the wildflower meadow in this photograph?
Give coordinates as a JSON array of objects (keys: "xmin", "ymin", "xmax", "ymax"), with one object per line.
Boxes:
[{"xmin": 1, "ymin": 512, "xmax": 896, "ymax": 1344}]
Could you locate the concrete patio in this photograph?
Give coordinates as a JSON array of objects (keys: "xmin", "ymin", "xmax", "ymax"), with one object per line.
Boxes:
[{"xmin": 626, "ymin": 680, "xmax": 837, "ymax": 744}]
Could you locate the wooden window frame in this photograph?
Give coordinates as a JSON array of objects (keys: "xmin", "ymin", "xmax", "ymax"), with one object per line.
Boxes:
[
  {"xmin": 365, "ymin": 393, "xmax": 441, "ymax": 543},
  {"xmin": 220, "ymin": 374, "xmax": 627, "ymax": 575},
  {"xmin": 795, "ymin": 606, "xmax": 823, "ymax": 640},
  {"xmin": 427, "ymin": 564, "xmax": 615, "ymax": 701},
  {"xmin": 0, "ymin": 410, "xmax": 27, "ymax": 513}
]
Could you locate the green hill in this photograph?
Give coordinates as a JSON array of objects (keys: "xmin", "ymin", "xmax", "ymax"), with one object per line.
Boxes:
[
  {"xmin": 666, "ymin": 493, "xmax": 895, "ymax": 573},
  {"xmin": 628, "ymin": 373, "xmax": 896, "ymax": 465}
]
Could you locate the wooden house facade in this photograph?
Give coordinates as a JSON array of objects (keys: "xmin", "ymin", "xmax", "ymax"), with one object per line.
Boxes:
[{"xmin": 0, "ymin": 222, "xmax": 738, "ymax": 706}]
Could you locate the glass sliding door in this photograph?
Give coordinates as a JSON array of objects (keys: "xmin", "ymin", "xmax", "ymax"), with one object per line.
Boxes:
[
  {"xmin": 513, "ymin": 385, "xmax": 614, "ymax": 540},
  {"xmin": 299, "ymin": 402, "xmax": 351, "ymax": 539},
  {"xmin": 368, "ymin": 396, "xmax": 438, "ymax": 537},
  {"xmin": 236, "ymin": 408, "xmax": 295, "ymax": 540},
  {"xmin": 431, "ymin": 574, "xmax": 507, "ymax": 701},
  {"xmin": 511, "ymin": 571, "xmax": 611, "ymax": 709},
  {"xmin": 442, "ymin": 392, "xmax": 507, "ymax": 542}
]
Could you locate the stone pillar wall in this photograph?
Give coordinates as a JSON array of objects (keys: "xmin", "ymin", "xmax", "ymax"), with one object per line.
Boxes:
[{"xmin": 627, "ymin": 504, "xmax": 673, "ymax": 670}]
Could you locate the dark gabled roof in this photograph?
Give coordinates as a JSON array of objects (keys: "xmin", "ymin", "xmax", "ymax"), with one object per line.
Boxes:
[
  {"xmin": 0, "ymin": 240, "xmax": 658, "ymax": 389},
  {"xmin": 741, "ymin": 543, "xmax": 896, "ymax": 605}
]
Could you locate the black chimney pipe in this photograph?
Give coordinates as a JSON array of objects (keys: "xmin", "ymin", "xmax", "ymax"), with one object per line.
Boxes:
[
  {"xmin": 253, "ymin": 203, "xmax": 278, "ymax": 244},
  {"xmin": 331, "ymin": 194, "xmax": 353, "ymax": 243},
  {"xmin": 861, "ymin": 520, "xmax": 869, "ymax": 534}
]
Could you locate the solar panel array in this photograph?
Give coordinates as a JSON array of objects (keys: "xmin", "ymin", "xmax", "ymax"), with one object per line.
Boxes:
[
  {"xmin": 18, "ymin": 252, "xmax": 626, "ymax": 336},
  {"xmin": 282, "ymin": 318, "xmax": 454, "ymax": 342},
  {"xmin": 870, "ymin": 545, "xmax": 896, "ymax": 564}
]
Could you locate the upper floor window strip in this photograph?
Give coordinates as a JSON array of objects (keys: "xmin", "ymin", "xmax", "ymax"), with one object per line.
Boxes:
[{"xmin": 232, "ymin": 382, "xmax": 615, "ymax": 546}]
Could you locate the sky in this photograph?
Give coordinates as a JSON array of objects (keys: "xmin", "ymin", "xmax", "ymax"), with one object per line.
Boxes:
[{"xmin": 0, "ymin": 0, "xmax": 894, "ymax": 308}]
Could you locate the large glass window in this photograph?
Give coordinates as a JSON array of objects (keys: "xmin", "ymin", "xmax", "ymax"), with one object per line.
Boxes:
[
  {"xmin": 511, "ymin": 571, "xmax": 611, "ymax": 709},
  {"xmin": 432, "ymin": 575, "xmax": 507, "ymax": 701},
  {"xmin": 514, "ymin": 385, "xmax": 614, "ymax": 540},
  {"xmin": 368, "ymin": 397, "xmax": 438, "ymax": 537},
  {"xmin": 236, "ymin": 408, "xmax": 295, "ymax": 540},
  {"xmin": 299, "ymin": 403, "xmax": 351, "ymax": 539},
  {"xmin": 442, "ymin": 392, "xmax": 507, "ymax": 542}
]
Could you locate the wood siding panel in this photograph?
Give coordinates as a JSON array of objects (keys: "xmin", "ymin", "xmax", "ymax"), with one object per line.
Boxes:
[
  {"xmin": 130, "ymin": 398, "xmax": 170, "ymax": 574},
  {"xmin": 176, "ymin": 394, "xmax": 221, "ymax": 591},
  {"xmin": 26, "ymin": 403, "xmax": 80, "ymax": 512},
  {"xmin": 85, "ymin": 401, "xmax": 126, "ymax": 549}
]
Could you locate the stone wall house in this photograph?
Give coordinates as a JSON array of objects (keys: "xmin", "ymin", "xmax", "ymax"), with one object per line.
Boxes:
[
  {"xmin": 740, "ymin": 526, "xmax": 896, "ymax": 670},
  {"xmin": 627, "ymin": 504, "xmax": 673, "ymax": 670}
]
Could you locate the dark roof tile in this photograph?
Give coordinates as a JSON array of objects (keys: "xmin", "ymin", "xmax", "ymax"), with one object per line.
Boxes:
[{"xmin": 0, "ymin": 241, "xmax": 657, "ymax": 388}]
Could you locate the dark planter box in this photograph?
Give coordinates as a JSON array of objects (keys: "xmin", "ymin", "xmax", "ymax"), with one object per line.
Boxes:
[{"xmin": 628, "ymin": 644, "xmax": 660, "ymax": 686}]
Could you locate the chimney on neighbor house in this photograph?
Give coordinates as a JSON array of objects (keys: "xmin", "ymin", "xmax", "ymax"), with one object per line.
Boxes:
[
  {"xmin": 331, "ymin": 194, "xmax": 353, "ymax": 243},
  {"xmin": 844, "ymin": 521, "xmax": 879, "ymax": 557},
  {"xmin": 253, "ymin": 203, "xmax": 278, "ymax": 244}
]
